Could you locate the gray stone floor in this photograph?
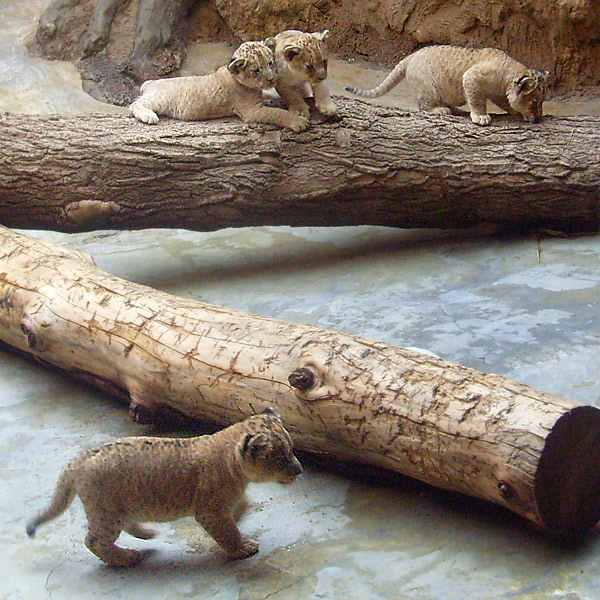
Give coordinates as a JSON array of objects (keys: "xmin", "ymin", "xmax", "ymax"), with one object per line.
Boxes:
[
  {"xmin": 2, "ymin": 2, "xmax": 600, "ymax": 598},
  {"xmin": 3, "ymin": 226, "xmax": 600, "ymax": 600}
]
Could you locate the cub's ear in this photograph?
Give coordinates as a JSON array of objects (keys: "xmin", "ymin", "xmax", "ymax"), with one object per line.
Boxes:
[
  {"xmin": 515, "ymin": 74, "xmax": 537, "ymax": 95},
  {"xmin": 228, "ymin": 57, "xmax": 247, "ymax": 75},
  {"xmin": 514, "ymin": 71, "xmax": 548, "ymax": 94},
  {"xmin": 240, "ymin": 433, "xmax": 272, "ymax": 459},
  {"xmin": 312, "ymin": 29, "xmax": 329, "ymax": 40},
  {"xmin": 283, "ymin": 45, "xmax": 302, "ymax": 62},
  {"xmin": 263, "ymin": 37, "xmax": 276, "ymax": 51}
]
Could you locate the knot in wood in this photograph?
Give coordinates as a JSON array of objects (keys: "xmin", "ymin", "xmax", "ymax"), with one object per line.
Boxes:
[
  {"xmin": 497, "ymin": 480, "xmax": 515, "ymax": 501},
  {"xmin": 20, "ymin": 321, "xmax": 37, "ymax": 350},
  {"xmin": 288, "ymin": 367, "xmax": 315, "ymax": 392}
]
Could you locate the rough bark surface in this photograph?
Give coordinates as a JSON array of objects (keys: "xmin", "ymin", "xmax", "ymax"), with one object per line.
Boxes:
[
  {"xmin": 1, "ymin": 107, "xmax": 599, "ymax": 233},
  {"xmin": 2, "ymin": 225, "xmax": 600, "ymax": 534},
  {"xmin": 29, "ymin": 0, "xmax": 600, "ymax": 105}
]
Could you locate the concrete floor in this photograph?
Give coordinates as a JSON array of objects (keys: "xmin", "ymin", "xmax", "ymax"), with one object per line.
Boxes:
[
  {"xmin": 2, "ymin": 2, "xmax": 600, "ymax": 599},
  {"xmin": 4, "ymin": 226, "xmax": 600, "ymax": 600}
]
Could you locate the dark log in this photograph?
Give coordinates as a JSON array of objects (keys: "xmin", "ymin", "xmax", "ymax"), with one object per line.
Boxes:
[{"xmin": 0, "ymin": 104, "xmax": 599, "ymax": 233}]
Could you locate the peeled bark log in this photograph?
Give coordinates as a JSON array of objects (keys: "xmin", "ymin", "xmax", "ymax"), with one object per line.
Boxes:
[
  {"xmin": 1, "ymin": 107, "xmax": 600, "ymax": 233},
  {"xmin": 2, "ymin": 224, "xmax": 600, "ymax": 535}
]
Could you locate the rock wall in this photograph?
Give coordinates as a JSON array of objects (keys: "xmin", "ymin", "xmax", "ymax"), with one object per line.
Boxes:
[
  {"xmin": 31, "ymin": 0, "xmax": 600, "ymax": 105},
  {"xmin": 211, "ymin": 0, "xmax": 600, "ymax": 94}
]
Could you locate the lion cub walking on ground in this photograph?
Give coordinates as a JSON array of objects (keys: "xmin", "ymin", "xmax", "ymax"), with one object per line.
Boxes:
[
  {"xmin": 129, "ymin": 40, "xmax": 308, "ymax": 132},
  {"xmin": 346, "ymin": 45, "xmax": 549, "ymax": 125},
  {"xmin": 272, "ymin": 29, "xmax": 338, "ymax": 119},
  {"xmin": 26, "ymin": 408, "xmax": 302, "ymax": 567}
]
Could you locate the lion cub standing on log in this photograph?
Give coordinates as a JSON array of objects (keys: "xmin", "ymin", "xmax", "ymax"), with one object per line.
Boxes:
[
  {"xmin": 272, "ymin": 29, "xmax": 338, "ymax": 119},
  {"xmin": 26, "ymin": 408, "xmax": 302, "ymax": 567},
  {"xmin": 346, "ymin": 45, "xmax": 549, "ymax": 125},
  {"xmin": 129, "ymin": 40, "xmax": 308, "ymax": 132}
]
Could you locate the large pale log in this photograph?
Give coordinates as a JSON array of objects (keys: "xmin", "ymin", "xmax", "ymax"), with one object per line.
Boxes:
[
  {"xmin": 1, "ymin": 224, "xmax": 600, "ymax": 535},
  {"xmin": 0, "ymin": 106, "xmax": 599, "ymax": 233}
]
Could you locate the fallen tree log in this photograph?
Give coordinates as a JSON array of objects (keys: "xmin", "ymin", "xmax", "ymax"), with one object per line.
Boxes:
[
  {"xmin": 1, "ymin": 105, "xmax": 599, "ymax": 233},
  {"xmin": 2, "ymin": 224, "xmax": 600, "ymax": 535}
]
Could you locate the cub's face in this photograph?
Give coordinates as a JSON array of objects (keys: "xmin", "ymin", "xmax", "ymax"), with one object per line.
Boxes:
[
  {"xmin": 228, "ymin": 40, "xmax": 277, "ymax": 90},
  {"xmin": 279, "ymin": 30, "xmax": 330, "ymax": 84},
  {"xmin": 508, "ymin": 70, "xmax": 549, "ymax": 123},
  {"xmin": 238, "ymin": 409, "xmax": 303, "ymax": 484}
]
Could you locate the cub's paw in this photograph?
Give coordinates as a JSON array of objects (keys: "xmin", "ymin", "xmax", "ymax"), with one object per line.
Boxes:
[
  {"xmin": 316, "ymin": 102, "xmax": 338, "ymax": 118},
  {"xmin": 126, "ymin": 522, "xmax": 157, "ymax": 540},
  {"xmin": 470, "ymin": 112, "xmax": 491, "ymax": 126},
  {"xmin": 430, "ymin": 106, "xmax": 453, "ymax": 116},
  {"xmin": 229, "ymin": 537, "xmax": 259, "ymax": 560},
  {"xmin": 107, "ymin": 549, "xmax": 146, "ymax": 568},
  {"xmin": 291, "ymin": 105, "xmax": 310, "ymax": 119},
  {"xmin": 288, "ymin": 114, "xmax": 309, "ymax": 132},
  {"xmin": 131, "ymin": 107, "xmax": 159, "ymax": 125},
  {"xmin": 140, "ymin": 112, "xmax": 159, "ymax": 125}
]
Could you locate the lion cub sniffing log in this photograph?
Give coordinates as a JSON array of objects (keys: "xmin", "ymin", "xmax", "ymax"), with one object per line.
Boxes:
[
  {"xmin": 346, "ymin": 45, "xmax": 549, "ymax": 125},
  {"xmin": 26, "ymin": 408, "xmax": 302, "ymax": 567},
  {"xmin": 129, "ymin": 40, "xmax": 308, "ymax": 132},
  {"xmin": 273, "ymin": 29, "xmax": 338, "ymax": 119}
]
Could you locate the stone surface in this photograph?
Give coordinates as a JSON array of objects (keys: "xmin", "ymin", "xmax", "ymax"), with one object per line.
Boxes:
[{"xmin": 4, "ymin": 226, "xmax": 600, "ymax": 600}]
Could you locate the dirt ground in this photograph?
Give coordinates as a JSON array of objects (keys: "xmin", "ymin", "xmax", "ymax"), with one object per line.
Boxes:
[{"xmin": 29, "ymin": 0, "xmax": 600, "ymax": 105}]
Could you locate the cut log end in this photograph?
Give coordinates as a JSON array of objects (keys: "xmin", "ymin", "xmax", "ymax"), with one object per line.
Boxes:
[{"xmin": 535, "ymin": 405, "xmax": 600, "ymax": 535}]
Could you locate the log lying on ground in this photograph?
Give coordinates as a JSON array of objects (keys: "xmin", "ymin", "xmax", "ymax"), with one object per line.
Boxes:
[
  {"xmin": 2, "ymin": 225, "xmax": 600, "ymax": 535},
  {"xmin": 1, "ymin": 104, "xmax": 600, "ymax": 233}
]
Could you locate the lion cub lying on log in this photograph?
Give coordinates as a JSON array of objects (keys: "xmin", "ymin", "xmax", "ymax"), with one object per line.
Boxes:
[
  {"xmin": 346, "ymin": 45, "xmax": 549, "ymax": 125},
  {"xmin": 129, "ymin": 40, "xmax": 308, "ymax": 132},
  {"xmin": 26, "ymin": 408, "xmax": 302, "ymax": 567}
]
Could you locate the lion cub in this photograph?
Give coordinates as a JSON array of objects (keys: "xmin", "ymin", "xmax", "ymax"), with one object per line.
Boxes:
[
  {"xmin": 26, "ymin": 408, "xmax": 302, "ymax": 567},
  {"xmin": 129, "ymin": 40, "xmax": 308, "ymax": 132},
  {"xmin": 272, "ymin": 29, "xmax": 338, "ymax": 119},
  {"xmin": 346, "ymin": 45, "xmax": 549, "ymax": 125}
]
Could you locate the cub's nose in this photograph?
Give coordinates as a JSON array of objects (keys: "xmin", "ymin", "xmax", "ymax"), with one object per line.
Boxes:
[{"xmin": 316, "ymin": 68, "xmax": 327, "ymax": 81}]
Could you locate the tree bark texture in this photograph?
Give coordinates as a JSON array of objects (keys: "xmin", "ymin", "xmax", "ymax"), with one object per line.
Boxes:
[
  {"xmin": 2, "ymin": 225, "xmax": 600, "ymax": 535},
  {"xmin": 1, "ymin": 106, "xmax": 600, "ymax": 233}
]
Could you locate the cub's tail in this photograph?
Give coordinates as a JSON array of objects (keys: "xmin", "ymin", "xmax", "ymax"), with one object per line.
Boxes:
[
  {"xmin": 26, "ymin": 465, "xmax": 76, "ymax": 538},
  {"xmin": 345, "ymin": 58, "xmax": 408, "ymax": 98}
]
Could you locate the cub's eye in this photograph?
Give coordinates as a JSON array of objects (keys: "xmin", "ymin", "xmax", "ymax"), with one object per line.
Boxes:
[
  {"xmin": 306, "ymin": 64, "xmax": 315, "ymax": 72},
  {"xmin": 252, "ymin": 68, "xmax": 261, "ymax": 75}
]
